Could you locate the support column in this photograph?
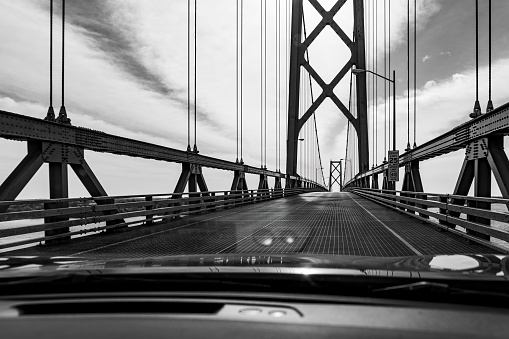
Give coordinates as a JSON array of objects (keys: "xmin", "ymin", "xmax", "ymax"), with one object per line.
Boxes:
[
  {"xmin": 468, "ymin": 158, "xmax": 491, "ymax": 240},
  {"xmin": 44, "ymin": 162, "xmax": 69, "ymax": 244}
]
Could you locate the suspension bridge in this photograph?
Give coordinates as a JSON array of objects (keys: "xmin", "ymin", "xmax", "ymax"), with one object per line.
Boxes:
[{"xmin": 1, "ymin": 0, "xmax": 509, "ymax": 258}]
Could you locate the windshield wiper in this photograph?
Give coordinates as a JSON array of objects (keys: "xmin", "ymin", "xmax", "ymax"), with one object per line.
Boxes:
[
  {"xmin": 373, "ymin": 281, "xmax": 449, "ymax": 293},
  {"xmin": 372, "ymin": 281, "xmax": 509, "ymax": 300}
]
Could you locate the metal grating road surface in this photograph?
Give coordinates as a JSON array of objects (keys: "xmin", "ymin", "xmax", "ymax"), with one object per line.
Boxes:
[{"xmin": 8, "ymin": 192, "xmax": 496, "ymax": 259}]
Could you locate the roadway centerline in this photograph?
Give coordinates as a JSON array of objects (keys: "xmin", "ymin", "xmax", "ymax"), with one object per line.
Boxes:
[{"xmin": 348, "ymin": 195, "xmax": 423, "ymax": 256}]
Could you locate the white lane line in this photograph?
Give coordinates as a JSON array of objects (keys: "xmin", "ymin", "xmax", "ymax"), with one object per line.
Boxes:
[{"xmin": 348, "ymin": 195, "xmax": 423, "ymax": 256}]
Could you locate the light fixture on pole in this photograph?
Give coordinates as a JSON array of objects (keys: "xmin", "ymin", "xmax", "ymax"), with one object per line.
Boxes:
[{"xmin": 352, "ymin": 68, "xmax": 396, "ymax": 151}]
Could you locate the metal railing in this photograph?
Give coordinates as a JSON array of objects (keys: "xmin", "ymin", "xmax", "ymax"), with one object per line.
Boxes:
[
  {"xmin": 352, "ymin": 188, "xmax": 509, "ymax": 253},
  {"xmin": 0, "ymin": 187, "xmax": 318, "ymax": 251}
]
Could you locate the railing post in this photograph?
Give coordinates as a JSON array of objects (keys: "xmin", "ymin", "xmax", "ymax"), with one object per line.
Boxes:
[{"xmin": 145, "ymin": 196, "xmax": 153, "ymax": 225}]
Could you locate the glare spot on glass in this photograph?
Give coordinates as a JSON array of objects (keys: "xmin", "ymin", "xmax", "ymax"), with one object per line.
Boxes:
[{"xmin": 262, "ymin": 238, "xmax": 273, "ymax": 246}]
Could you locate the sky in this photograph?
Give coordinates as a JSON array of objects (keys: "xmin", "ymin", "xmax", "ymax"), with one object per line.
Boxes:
[{"xmin": 0, "ymin": 0, "xmax": 508, "ymax": 199}]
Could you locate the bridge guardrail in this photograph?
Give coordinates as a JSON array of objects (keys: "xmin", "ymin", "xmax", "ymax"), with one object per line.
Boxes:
[
  {"xmin": 0, "ymin": 187, "xmax": 319, "ymax": 252},
  {"xmin": 352, "ymin": 188, "xmax": 509, "ymax": 253}
]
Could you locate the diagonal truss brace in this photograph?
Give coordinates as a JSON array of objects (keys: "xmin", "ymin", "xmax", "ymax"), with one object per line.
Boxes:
[
  {"xmin": 287, "ymin": 0, "xmax": 368, "ymax": 178},
  {"xmin": 298, "ymin": 0, "xmax": 357, "ymax": 132}
]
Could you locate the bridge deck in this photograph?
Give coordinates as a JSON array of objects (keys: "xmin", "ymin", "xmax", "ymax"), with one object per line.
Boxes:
[{"xmin": 8, "ymin": 192, "xmax": 495, "ymax": 258}]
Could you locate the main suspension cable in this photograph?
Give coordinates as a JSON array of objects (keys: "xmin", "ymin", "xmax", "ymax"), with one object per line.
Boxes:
[{"xmin": 302, "ymin": 15, "xmax": 324, "ymax": 184}]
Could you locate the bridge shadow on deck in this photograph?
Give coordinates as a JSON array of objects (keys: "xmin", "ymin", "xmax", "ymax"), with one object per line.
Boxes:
[{"xmin": 8, "ymin": 193, "xmax": 496, "ymax": 259}]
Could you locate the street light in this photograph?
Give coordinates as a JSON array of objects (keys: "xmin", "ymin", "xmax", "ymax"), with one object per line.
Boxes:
[
  {"xmin": 340, "ymin": 158, "xmax": 352, "ymax": 186},
  {"xmin": 352, "ymin": 68, "xmax": 396, "ymax": 151}
]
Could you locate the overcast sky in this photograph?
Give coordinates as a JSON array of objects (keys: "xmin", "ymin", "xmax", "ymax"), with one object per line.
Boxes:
[{"xmin": 0, "ymin": 0, "xmax": 508, "ymax": 199}]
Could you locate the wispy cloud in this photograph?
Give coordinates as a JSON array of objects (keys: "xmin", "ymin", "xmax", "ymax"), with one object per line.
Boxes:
[{"xmin": 422, "ymin": 54, "xmax": 431, "ymax": 62}]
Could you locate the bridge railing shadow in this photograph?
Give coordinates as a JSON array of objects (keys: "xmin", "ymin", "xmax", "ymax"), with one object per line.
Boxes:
[
  {"xmin": 0, "ymin": 187, "xmax": 318, "ymax": 252},
  {"xmin": 352, "ymin": 188, "xmax": 509, "ymax": 253}
]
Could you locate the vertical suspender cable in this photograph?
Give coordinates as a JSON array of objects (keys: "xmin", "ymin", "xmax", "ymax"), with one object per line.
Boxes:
[
  {"xmin": 472, "ymin": 0, "xmax": 481, "ymax": 118},
  {"xmin": 406, "ymin": 0, "xmax": 410, "ymax": 149},
  {"xmin": 375, "ymin": 0, "xmax": 378, "ymax": 166},
  {"xmin": 260, "ymin": 0, "xmax": 263, "ymax": 167},
  {"xmin": 275, "ymin": 0, "xmax": 278, "ymax": 170},
  {"xmin": 236, "ymin": 0, "xmax": 239, "ymax": 162},
  {"xmin": 61, "ymin": 0, "xmax": 65, "ymax": 107},
  {"xmin": 388, "ymin": 0, "xmax": 391, "ymax": 151},
  {"xmin": 384, "ymin": 0, "xmax": 387, "ymax": 161},
  {"xmin": 285, "ymin": 0, "xmax": 289, "ymax": 165},
  {"xmin": 240, "ymin": 0, "xmax": 243, "ymax": 163},
  {"xmin": 193, "ymin": 0, "xmax": 197, "ymax": 151},
  {"xmin": 413, "ymin": 0, "xmax": 417, "ymax": 148},
  {"xmin": 45, "ymin": 0, "xmax": 55, "ymax": 121},
  {"xmin": 371, "ymin": 0, "xmax": 374, "ymax": 166},
  {"xmin": 278, "ymin": 0, "xmax": 281, "ymax": 172},
  {"xmin": 487, "ymin": 0, "xmax": 493, "ymax": 112},
  {"xmin": 187, "ymin": 0, "xmax": 191, "ymax": 151},
  {"xmin": 264, "ymin": 0, "xmax": 267, "ymax": 168},
  {"xmin": 57, "ymin": 0, "xmax": 70, "ymax": 124}
]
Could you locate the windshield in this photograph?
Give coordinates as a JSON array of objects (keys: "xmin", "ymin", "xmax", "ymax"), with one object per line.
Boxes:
[{"xmin": 1, "ymin": 0, "xmax": 509, "ymax": 280}]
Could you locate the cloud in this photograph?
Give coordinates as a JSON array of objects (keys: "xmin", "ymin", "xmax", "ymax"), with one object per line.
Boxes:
[
  {"xmin": 423, "ymin": 80, "xmax": 436, "ymax": 89},
  {"xmin": 363, "ymin": 57, "xmax": 509, "ymax": 192},
  {"xmin": 422, "ymin": 54, "xmax": 431, "ymax": 62}
]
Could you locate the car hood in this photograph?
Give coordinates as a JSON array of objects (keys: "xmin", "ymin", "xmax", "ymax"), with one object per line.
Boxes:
[{"xmin": 0, "ymin": 253, "xmax": 508, "ymax": 280}]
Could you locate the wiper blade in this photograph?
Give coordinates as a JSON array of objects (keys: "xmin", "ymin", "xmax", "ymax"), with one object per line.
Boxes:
[
  {"xmin": 373, "ymin": 281, "xmax": 449, "ymax": 293},
  {"xmin": 373, "ymin": 281, "xmax": 509, "ymax": 300}
]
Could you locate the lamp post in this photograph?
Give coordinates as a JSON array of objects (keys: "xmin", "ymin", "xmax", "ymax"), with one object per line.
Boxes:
[
  {"xmin": 340, "ymin": 158, "xmax": 352, "ymax": 189},
  {"xmin": 352, "ymin": 69, "xmax": 396, "ymax": 151}
]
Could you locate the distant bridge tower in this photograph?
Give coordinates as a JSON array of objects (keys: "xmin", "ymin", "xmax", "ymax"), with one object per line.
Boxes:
[{"xmin": 286, "ymin": 0, "xmax": 368, "ymax": 187}]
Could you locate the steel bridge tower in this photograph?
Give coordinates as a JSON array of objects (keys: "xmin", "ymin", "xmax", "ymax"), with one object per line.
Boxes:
[{"xmin": 286, "ymin": 0, "xmax": 368, "ymax": 187}]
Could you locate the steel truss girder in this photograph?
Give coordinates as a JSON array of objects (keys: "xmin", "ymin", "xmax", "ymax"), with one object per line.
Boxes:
[
  {"xmin": 0, "ymin": 141, "xmax": 123, "ymax": 240},
  {"xmin": 347, "ymin": 101, "xmax": 509, "ymax": 185},
  {"xmin": 0, "ymin": 110, "xmax": 285, "ymax": 179},
  {"xmin": 286, "ymin": 0, "xmax": 369, "ymax": 178},
  {"xmin": 443, "ymin": 137, "xmax": 509, "ymax": 240}
]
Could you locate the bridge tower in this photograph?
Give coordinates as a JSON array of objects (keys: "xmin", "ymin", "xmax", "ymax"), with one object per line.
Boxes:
[{"xmin": 286, "ymin": 0, "xmax": 368, "ymax": 187}]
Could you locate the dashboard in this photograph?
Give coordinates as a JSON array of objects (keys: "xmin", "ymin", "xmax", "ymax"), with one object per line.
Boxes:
[{"xmin": 1, "ymin": 293, "xmax": 508, "ymax": 338}]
